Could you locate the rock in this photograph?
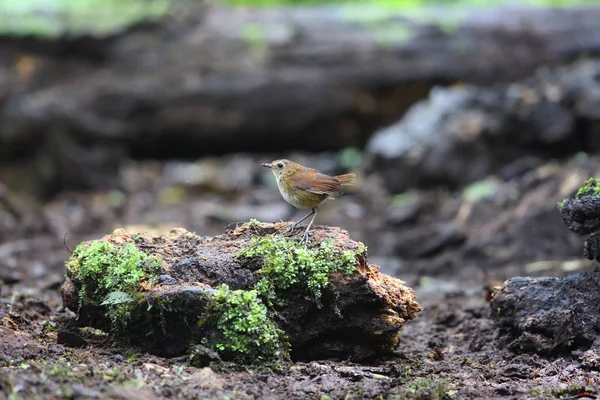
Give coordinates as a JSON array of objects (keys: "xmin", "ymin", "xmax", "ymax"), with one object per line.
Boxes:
[
  {"xmin": 189, "ymin": 344, "xmax": 221, "ymax": 367},
  {"xmin": 157, "ymin": 274, "xmax": 176, "ymax": 285},
  {"xmin": 489, "ymin": 175, "xmax": 600, "ymax": 355},
  {"xmin": 559, "ymin": 178, "xmax": 600, "ymax": 261},
  {"xmin": 366, "ymin": 61, "xmax": 600, "ymax": 193},
  {"xmin": 60, "ymin": 223, "xmax": 420, "ymax": 363},
  {"xmin": 490, "ymin": 268, "xmax": 600, "ymax": 355},
  {"xmin": 394, "ymin": 222, "xmax": 465, "ymax": 259},
  {"xmin": 0, "ymin": 327, "xmax": 44, "ymax": 360},
  {"xmin": 56, "ymin": 331, "xmax": 88, "ymax": 348}
]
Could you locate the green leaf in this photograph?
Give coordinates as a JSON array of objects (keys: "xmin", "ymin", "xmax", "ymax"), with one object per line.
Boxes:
[{"xmin": 101, "ymin": 291, "xmax": 133, "ymax": 306}]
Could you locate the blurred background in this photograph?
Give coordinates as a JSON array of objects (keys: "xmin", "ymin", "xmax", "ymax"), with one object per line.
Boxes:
[{"xmin": 2, "ymin": 0, "xmax": 600, "ymax": 297}]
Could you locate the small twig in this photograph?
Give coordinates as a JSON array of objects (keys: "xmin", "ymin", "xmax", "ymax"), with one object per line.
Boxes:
[{"xmin": 63, "ymin": 232, "xmax": 73, "ymax": 254}]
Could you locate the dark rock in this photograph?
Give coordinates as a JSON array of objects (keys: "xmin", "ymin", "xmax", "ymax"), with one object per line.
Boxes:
[
  {"xmin": 366, "ymin": 61, "xmax": 600, "ymax": 193},
  {"xmin": 123, "ymin": 285, "xmax": 216, "ymax": 357},
  {"xmin": 60, "ymin": 276, "xmax": 79, "ymax": 313},
  {"xmin": 490, "ymin": 268, "xmax": 600, "ymax": 355},
  {"xmin": 189, "ymin": 344, "xmax": 221, "ymax": 367},
  {"xmin": 57, "ymin": 331, "xmax": 88, "ymax": 348},
  {"xmin": 170, "ymin": 257, "xmax": 256, "ymax": 290},
  {"xmin": 560, "ymin": 195, "xmax": 600, "ymax": 236},
  {"xmin": 158, "ymin": 274, "xmax": 177, "ymax": 285},
  {"xmin": 559, "ymin": 184, "xmax": 600, "ymax": 261},
  {"xmin": 585, "ymin": 231, "xmax": 600, "ymax": 262},
  {"xmin": 394, "ymin": 223, "xmax": 466, "ymax": 259}
]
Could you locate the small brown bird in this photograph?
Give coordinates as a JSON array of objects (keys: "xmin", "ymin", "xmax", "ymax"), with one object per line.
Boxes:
[{"xmin": 262, "ymin": 159, "xmax": 356, "ymax": 243}]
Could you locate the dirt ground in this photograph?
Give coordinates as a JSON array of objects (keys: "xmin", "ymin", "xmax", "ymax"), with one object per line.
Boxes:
[{"xmin": 2, "ymin": 153, "xmax": 600, "ymax": 400}]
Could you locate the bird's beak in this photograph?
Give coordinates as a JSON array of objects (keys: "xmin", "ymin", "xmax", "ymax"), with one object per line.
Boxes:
[{"xmin": 261, "ymin": 163, "xmax": 272, "ymax": 169}]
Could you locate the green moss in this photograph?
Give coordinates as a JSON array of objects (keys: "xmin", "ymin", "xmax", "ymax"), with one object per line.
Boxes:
[
  {"xmin": 206, "ymin": 284, "xmax": 287, "ymax": 362},
  {"xmin": 65, "ymin": 240, "xmax": 162, "ymax": 329},
  {"xmin": 576, "ymin": 177, "xmax": 600, "ymax": 197},
  {"xmin": 531, "ymin": 384, "xmax": 595, "ymax": 398},
  {"xmin": 237, "ymin": 236, "xmax": 360, "ymax": 303},
  {"xmin": 248, "ymin": 218, "xmax": 262, "ymax": 228},
  {"xmin": 557, "ymin": 198, "xmax": 567, "ymax": 210},
  {"xmin": 462, "ymin": 179, "xmax": 497, "ymax": 202},
  {"xmin": 389, "ymin": 377, "xmax": 455, "ymax": 400},
  {"xmin": 213, "ymin": 231, "xmax": 365, "ymax": 362}
]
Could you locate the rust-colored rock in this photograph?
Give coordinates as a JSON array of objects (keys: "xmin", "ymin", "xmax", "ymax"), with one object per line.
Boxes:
[{"xmin": 60, "ymin": 222, "xmax": 420, "ymax": 361}]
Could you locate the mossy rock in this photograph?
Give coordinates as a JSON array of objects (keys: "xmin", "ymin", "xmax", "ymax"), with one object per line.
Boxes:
[
  {"xmin": 61, "ymin": 222, "xmax": 421, "ymax": 363},
  {"xmin": 575, "ymin": 177, "xmax": 600, "ymax": 198},
  {"xmin": 558, "ymin": 177, "xmax": 600, "ymax": 261}
]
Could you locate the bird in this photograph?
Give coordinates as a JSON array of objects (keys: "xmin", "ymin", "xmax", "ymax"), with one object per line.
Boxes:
[{"xmin": 261, "ymin": 159, "xmax": 356, "ymax": 243}]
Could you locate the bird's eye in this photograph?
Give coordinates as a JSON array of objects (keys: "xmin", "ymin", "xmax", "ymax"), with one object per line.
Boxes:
[{"xmin": 277, "ymin": 162, "xmax": 284, "ymax": 169}]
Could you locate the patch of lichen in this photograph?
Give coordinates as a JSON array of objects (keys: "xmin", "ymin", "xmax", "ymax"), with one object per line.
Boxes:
[
  {"xmin": 65, "ymin": 240, "xmax": 162, "ymax": 329},
  {"xmin": 575, "ymin": 177, "xmax": 600, "ymax": 197},
  {"xmin": 237, "ymin": 235, "xmax": 363, "ymax": 304},
  {"xmin": 202, "ymin": 284, "xmax": 288, "ymax": 363}
]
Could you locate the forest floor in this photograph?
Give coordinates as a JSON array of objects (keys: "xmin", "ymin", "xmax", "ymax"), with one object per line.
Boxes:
[{"xmin": 1, "ymin": 153, "xmax": 600, "ymax": 400}]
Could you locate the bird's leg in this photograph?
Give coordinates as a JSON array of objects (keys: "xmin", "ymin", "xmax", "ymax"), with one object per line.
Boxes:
[
  {"xmin": 285, "ymin": 208, "xmax": 315, "ymax": 234},
  {"xmin": 300, "ymin": 207, "xmax": 319, "ymax": 244}
]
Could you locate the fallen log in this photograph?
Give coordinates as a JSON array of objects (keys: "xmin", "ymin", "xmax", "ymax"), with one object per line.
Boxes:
[
  {"xmin": 3, "ymin": 4, "xmax": 600, "ymax": 194},
  {"xmin": 60, "ymin": 222, "xmax": 420, "ymax": 363}
]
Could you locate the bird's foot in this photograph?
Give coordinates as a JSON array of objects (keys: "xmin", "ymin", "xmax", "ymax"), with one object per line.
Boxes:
[
  {"xmin": 284, "ymin": 222, "xmax": 299, "ymax": 235},
  {"xmin": 299, "ymin": 229, "xmax": 312, "ymax": 245}
]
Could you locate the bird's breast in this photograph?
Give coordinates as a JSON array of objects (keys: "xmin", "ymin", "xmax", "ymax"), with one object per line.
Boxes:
[{"xmin": 276, "ymin": 177, "xmax": 326, "ymax": 209}]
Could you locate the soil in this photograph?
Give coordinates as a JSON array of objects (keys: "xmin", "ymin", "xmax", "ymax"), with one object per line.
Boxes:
[{"xmin": 2, "ymin": 153, "xmax": 600, "ymax": 400}]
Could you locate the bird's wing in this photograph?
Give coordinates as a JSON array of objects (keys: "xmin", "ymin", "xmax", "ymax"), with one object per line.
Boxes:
[{"xmin": 293, "ymin": 171, "xmax": 344, "ymax": 197}]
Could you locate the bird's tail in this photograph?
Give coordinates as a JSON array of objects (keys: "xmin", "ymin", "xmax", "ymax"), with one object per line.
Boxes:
[{"xmin": 335, "ymin": 173, "xmax": 357, "ymax": 186}]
